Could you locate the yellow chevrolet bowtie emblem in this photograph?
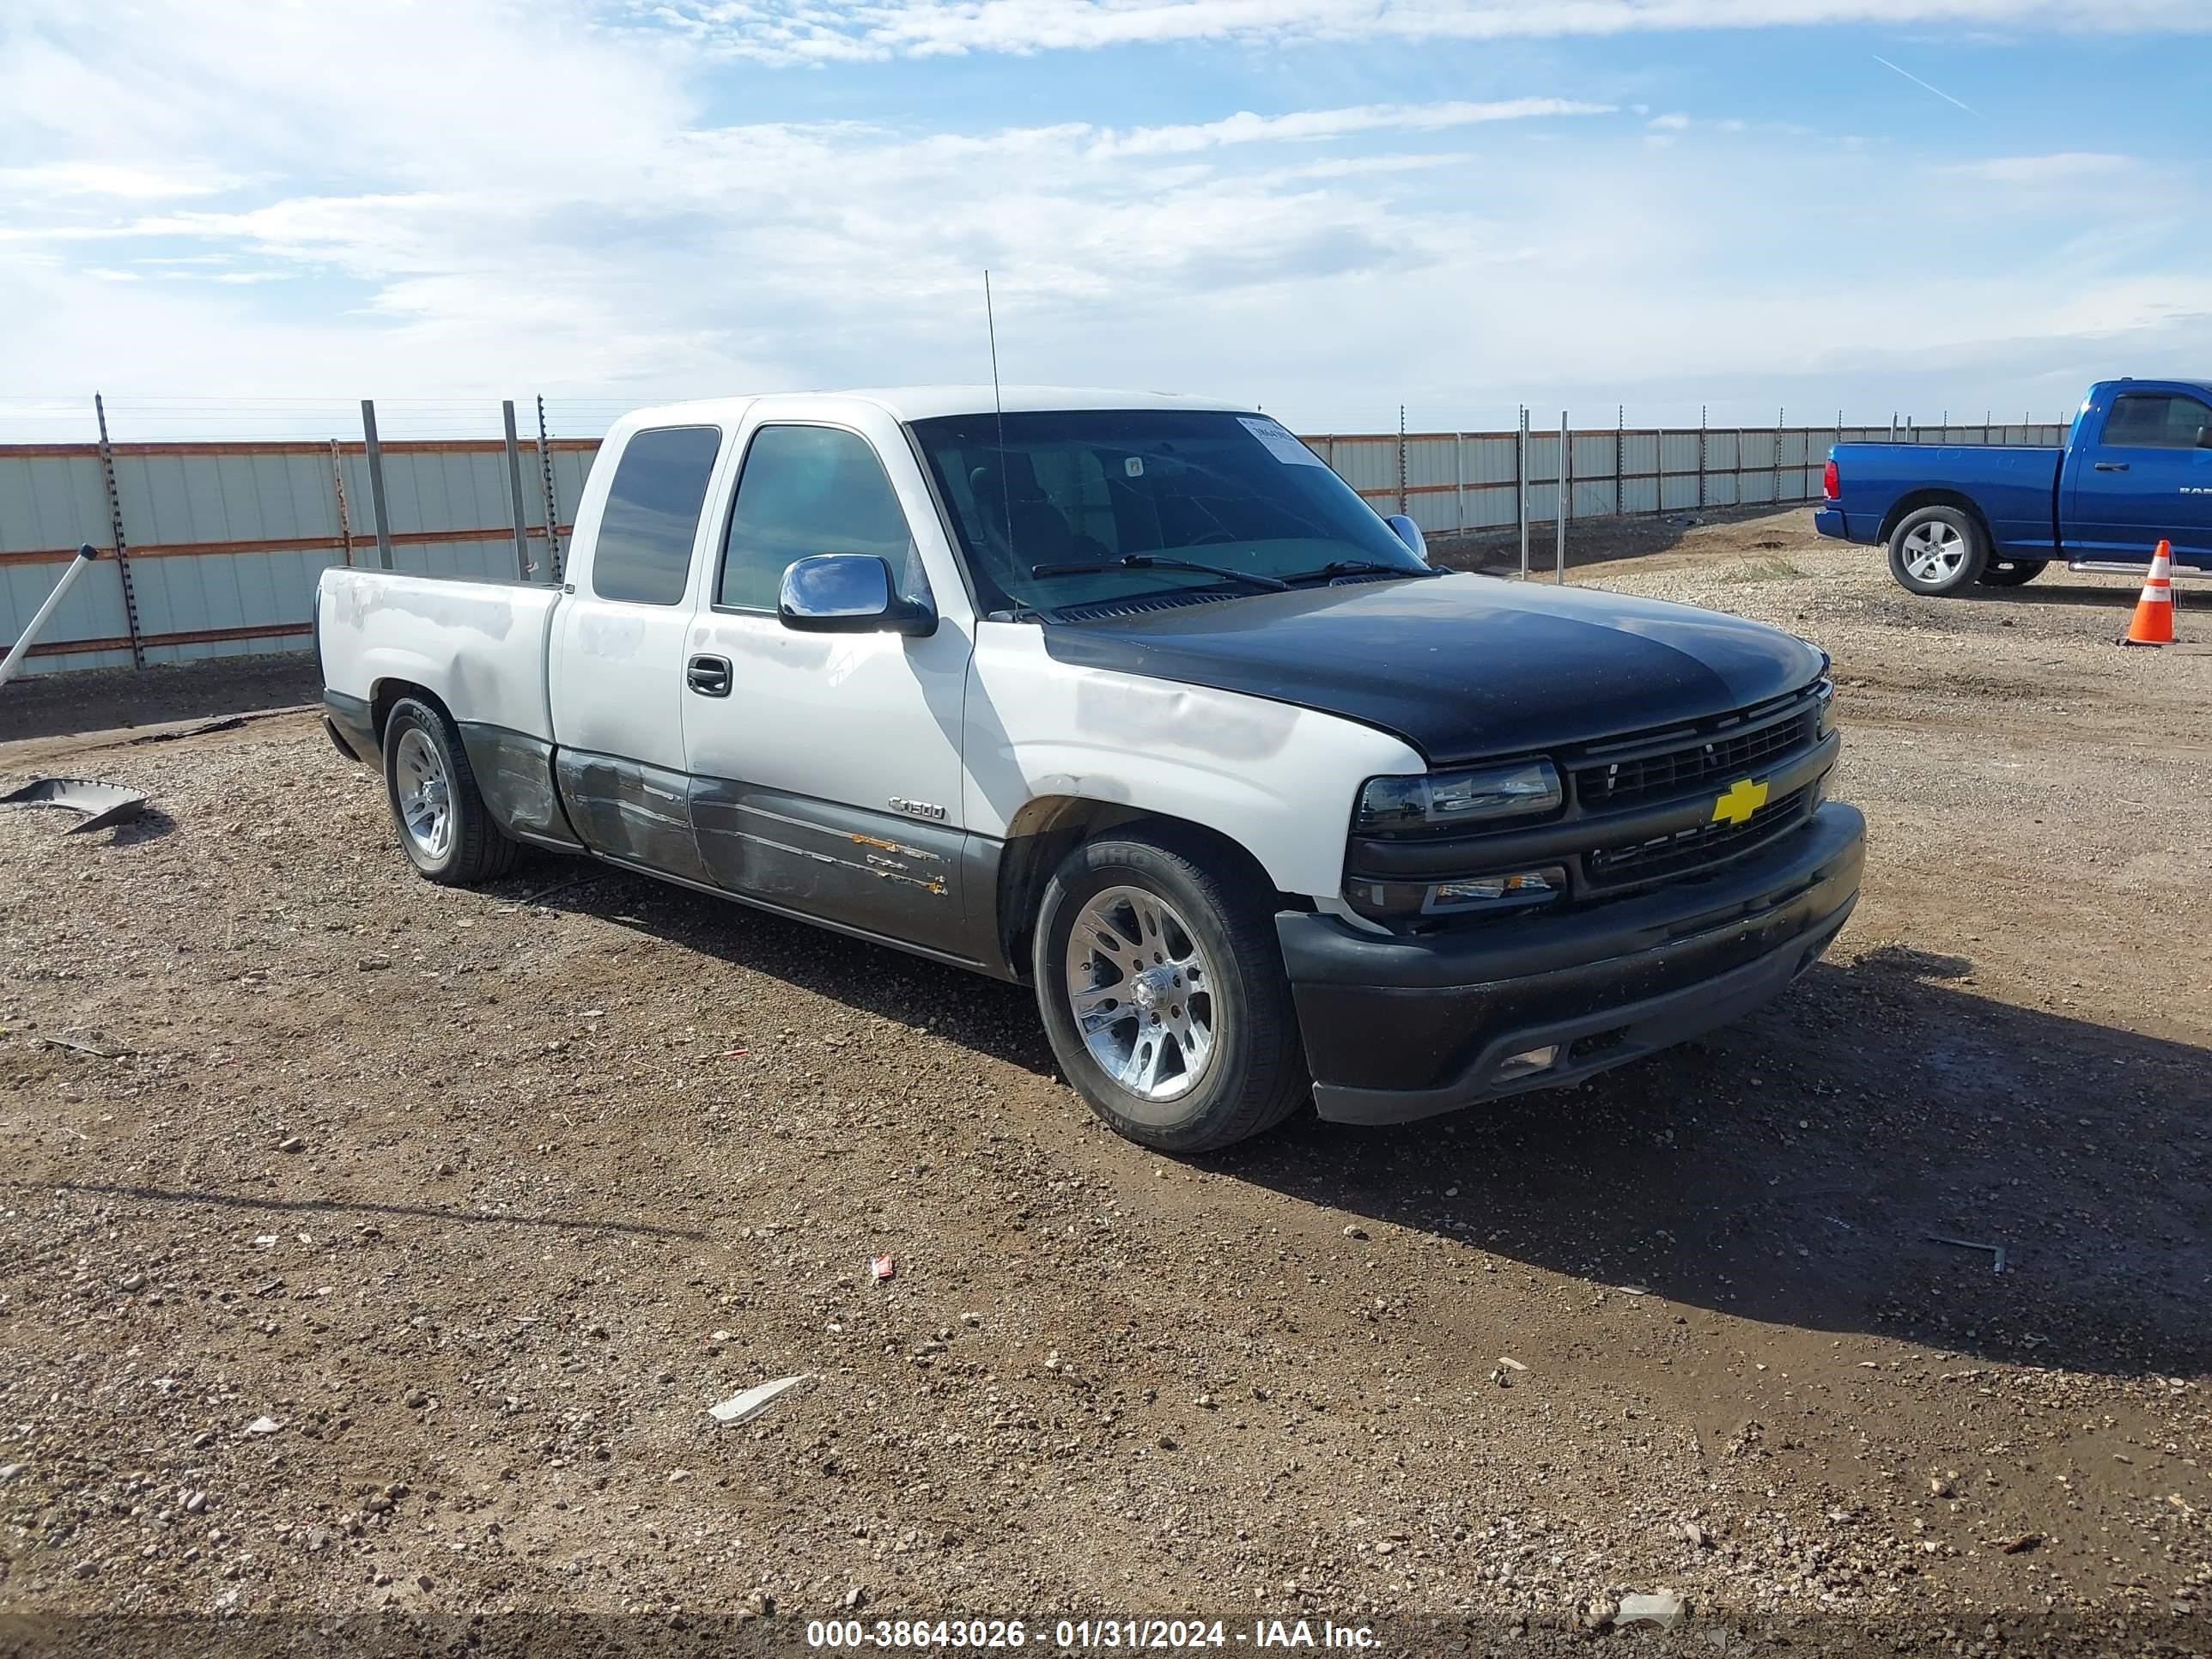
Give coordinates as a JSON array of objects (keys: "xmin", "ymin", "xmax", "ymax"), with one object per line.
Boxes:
[{"xmin": 1711, "ymin": 777, "xmax": 1769, "ymax": 826}]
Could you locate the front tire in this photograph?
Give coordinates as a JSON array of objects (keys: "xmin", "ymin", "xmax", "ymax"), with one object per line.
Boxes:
[
  {"xmin": 1887, "ymin": 505, "xmax": 1987, "ymax": 596},
  {"xmin": 1034, "ymin": 828, "xmax": 1308, "ymax": 1153},
  {"xmin": 382, "ymin": 696, "xmax": 518, "ymax": 886},
  {"xmin": 1978, "ymin": 558, "xmax": 2047, "ymax": 587}
]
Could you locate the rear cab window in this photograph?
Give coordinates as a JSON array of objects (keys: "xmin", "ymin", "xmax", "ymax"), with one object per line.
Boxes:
[{"xmin": 591, "ymin": 424, "xmax": 724, "ymax": 605}]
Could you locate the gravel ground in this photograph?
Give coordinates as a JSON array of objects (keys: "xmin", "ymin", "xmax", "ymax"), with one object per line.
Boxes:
[{"xmin": 1, "ymin": 508, "xmax": 2207, "ymax": 1656}]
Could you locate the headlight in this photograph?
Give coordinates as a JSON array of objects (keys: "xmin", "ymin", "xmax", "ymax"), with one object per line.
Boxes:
[
  {"xmin": 1355, "ymin": 759, "xmax": 1562, "ymax": 833},
  {"xmin": 1814, "ymin": 676, "xmax": 1836, "ymax": 736}
]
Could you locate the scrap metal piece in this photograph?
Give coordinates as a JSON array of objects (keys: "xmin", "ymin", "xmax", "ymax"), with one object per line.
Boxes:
[
  {"xmin": 707, "ymin": 1374, "xmax": 809, "ymax": 1426},
  {"xmin": 1927, "ymin": 1233, "xmax": 2006, "ymax": 1273},
  {"xmin": 0, "ymin": 777, "xmax": 149, "ymax": 834},
  {"xmin": 38, "ymin": 1034, "xmax": 134, "ymax": 1060}
]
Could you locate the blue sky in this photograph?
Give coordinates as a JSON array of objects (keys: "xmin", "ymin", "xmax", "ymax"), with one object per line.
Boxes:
[{"xmin": 3, "ymin": 1, "xmax": 2208, "ymax": 441}]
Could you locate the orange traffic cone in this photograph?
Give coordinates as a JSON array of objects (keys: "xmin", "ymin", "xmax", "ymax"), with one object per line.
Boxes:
[{"xmin": 2119, "ymin": 539, "xmax": 2177, "ymax": 647}]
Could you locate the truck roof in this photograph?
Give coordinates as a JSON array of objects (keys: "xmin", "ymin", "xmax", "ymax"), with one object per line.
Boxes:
[{"xmin": 618, "ymin": 385, "xmax": 1256, "ymax": 427}]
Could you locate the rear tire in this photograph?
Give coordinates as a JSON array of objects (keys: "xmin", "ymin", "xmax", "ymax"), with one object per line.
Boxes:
[
  {"xmin": 1034, "ymin": 827, "xmax": 1308, "ymax": 1153},
  {"xmin": 382, "ymin": 696, "xmax": 519, "ymax": 886},
  {"xmin": 1887, "ymin": 505, "xmax": 1987, "ymax": 596},
  {"xmin": 1978, "ymin": 558, "xmax": 2047, "ymax": 587}
]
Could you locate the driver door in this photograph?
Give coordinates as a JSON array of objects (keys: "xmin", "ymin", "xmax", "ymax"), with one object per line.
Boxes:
[
  {"xmin": 2068, "ymin": 388, "xmax": 2212, "ymax": 567},
  {"xmin": 679, "ymin": 407, "xmax": 980, "ymax": 961}
]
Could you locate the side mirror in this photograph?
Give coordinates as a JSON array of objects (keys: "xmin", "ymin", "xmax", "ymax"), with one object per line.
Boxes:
[
  {"xmin": 2197, "ymin": 426, "xmax": 2212, "ymax": 450},
  {"xmin": 778, "ymin": 554, "xmax": 936, "ymax": 637},
  {"xmin": 1385, "ymin": 514, "xmax": 1428, "ymax": 562}
]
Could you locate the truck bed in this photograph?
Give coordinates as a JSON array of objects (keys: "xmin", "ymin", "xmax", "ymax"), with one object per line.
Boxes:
[
  {"xmin": 318, "ymin": 568, "xmax": 563, "ymax": 744},
  {"xmin": 1821, "ymin": 441, "xmax": 2061, "ymax": 557}
]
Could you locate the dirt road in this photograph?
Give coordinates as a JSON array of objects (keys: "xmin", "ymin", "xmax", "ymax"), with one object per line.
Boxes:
[{"xmin": 2, "ymin": 509, "xmax": 2206, "ymax": 1653}]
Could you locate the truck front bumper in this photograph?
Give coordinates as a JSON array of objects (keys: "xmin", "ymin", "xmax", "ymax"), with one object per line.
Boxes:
[{"xmin": 1276, "ymin": 802, "xmax": 1864, "ymax": 1126}]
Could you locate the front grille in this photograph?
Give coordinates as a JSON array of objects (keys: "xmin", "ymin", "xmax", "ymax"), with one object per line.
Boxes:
[
  {"xmin": 1586, "ymin": 786, "xmax": 1811, "ymax": 888},
  {"xmin": 1343, "ymin": 682, "xmax": 1835, "ymax": 925},
  {"xmin": 1573, "ymin": 702, "xmax": 1818, "ymax": 812}
]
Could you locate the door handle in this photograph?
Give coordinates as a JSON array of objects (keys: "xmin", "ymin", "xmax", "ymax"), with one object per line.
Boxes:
[
  {"xmin": 686, "ymin": 653, "xmax": 732, "ymax": 697},
  {"xmin": 2094, "ymin": 460, "xmax": 2130, "ymax": 471}
]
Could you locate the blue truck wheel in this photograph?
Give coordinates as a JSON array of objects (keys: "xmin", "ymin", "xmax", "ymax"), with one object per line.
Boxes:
[{"xmin": 1887, "ymin": 506, "xmax": 1987, "ymax": 596}]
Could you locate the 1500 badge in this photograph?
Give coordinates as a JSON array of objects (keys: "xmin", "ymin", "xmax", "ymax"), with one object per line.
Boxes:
[{"xmin": 890, "ymin": 798, "xmax": 947, "ymax": 821}]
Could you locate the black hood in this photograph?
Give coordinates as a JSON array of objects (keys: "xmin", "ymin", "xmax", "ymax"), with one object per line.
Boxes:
[{"xmin": 1040, "ymin": 574, "xmax": 1826, "ymax": 763}]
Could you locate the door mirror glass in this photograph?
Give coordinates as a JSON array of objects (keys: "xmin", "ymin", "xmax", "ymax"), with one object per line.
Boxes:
[{"xmin": 778, "ymin": 555, "xmax": 935, "ymax": 636}]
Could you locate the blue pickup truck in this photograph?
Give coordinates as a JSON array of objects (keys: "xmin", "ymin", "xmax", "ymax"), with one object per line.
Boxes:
[{"xmin": 1816, "ymin": 378, "xmax": 2212, "ymax": 595}]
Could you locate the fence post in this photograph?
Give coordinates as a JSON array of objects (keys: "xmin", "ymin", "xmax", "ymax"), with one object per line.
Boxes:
[
  {"xmin": 359, "ymin": 399, "xmax": 395, "ymax": 571},
  {"xmin": 1395, "ymin": 404, "xmax": 1407, "ymax": 517},
  {"xmin": 1556, "ymin": 410, "xmax": 1568, "ymax": 584},
  {"xmin": 1452, "ymin": 431, "xmax": 1467, "ymax": 534},
  {"xmin": 1614, "ymin": 405, "xmax": 1624, "ymax": 518},
  {"xmin": 501, "ymin": 400, "xmax": 533, "ymax": 580},
  {"xmin": 1516, "ymin": 406, "xmax": 1529, "ymax": 580},
  {"xmin": 92, "ymin": 393, "xmax": 147, "ymax": 669},
  {"xmin": 1696, "ymin": 406, "xmax": 1707, "ymax": 511},
  {"xmin": 1774, "ymin": 406, "xmax": 1784, "ymax": 505},
  {"xmin": 328, "ymin": 439, "xmax": 355, "ymax": 568},
  {"xmin": 536, "ymin": 395, "xmax": 565, "ymax": 584}
]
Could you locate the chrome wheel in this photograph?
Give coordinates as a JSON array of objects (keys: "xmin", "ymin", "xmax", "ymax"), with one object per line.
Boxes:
[
  {"xmin": 1900, "ymin": 520, "xmax": 1967, "ymax": 585},
  {"xmin": 394, "ymin": 726, "xmax": 453, "ymax": 861},
  {"xmin": 1064, "ymin": 884, "xmax": 1218, "ymax": 1111}
]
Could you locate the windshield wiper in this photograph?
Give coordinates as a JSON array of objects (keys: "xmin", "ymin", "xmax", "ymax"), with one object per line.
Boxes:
[
  {"xmin": 1279, "ymin": 559, "xmax": 1439, "ymax": 585},
  {"xmin": 1028, "ymin": 555, "xmax": 1290, "ymax": 593}
]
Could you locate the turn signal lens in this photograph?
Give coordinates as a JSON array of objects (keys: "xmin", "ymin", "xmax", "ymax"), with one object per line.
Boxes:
[
  {"xmin": 1495, "ymin": 1044, "xmax": 1561, "ymax": 1082},
  {"xmin": 1427, "ymin": 866, "xmax": 1565, "ymax": 914}
]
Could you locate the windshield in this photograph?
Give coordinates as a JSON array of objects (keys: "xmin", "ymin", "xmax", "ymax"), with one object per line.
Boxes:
[{"xmin": 907, "ymin": 410, "xmax": 1427, "ymax": 616}]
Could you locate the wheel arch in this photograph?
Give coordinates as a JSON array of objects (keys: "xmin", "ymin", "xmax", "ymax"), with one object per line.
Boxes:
[
  {"xmin": 1878, "ymin": 489, "xmax": 1994, "ymax": 550},
  {"xmin": 994, "ymin": 795, "xmax": 1292, "ymax": 984},
  {"xmin": 370, "ymin": 677, "xmax": 453, "ymax": 743}
]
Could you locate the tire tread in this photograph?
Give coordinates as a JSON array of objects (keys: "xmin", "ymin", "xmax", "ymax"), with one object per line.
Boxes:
[{"xmin": 385, "ymin": 697, "xmax": 519, "ymax": 887}]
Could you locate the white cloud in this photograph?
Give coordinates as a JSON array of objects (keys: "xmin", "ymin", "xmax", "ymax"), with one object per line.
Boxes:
[
  {"xmin": 0, "ymin": 161, "xmax": 245, "ymax": 201},
  {"xmin": 1648, "ymin": 112, "xmax": 1692, "ymax": 131},
  {"xmin": 1090, "ymin": 99, "xmax": 1613, "ymax": 156},
  {"xmin": 0, "ymin": 0, "xmax": 2206, "ymax": 437},
  {"xmin": 653, "ymin": 0, "xmax": 2212, "ymax": 62},
  {"xmin": 1944, "ymin": 152, "xmax": 2134, "ymax": 184}
]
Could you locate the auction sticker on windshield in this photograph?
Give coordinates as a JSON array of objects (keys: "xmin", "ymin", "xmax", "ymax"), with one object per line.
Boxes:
[{"xmin": 1238, "ymin": 416, "xmax": 1327, "ymax": 466}]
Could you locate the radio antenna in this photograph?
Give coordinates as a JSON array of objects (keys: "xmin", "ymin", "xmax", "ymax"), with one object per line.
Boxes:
[{"xmin": 984, "ymin": 269, "xmax": 1017, "ymax": 570}]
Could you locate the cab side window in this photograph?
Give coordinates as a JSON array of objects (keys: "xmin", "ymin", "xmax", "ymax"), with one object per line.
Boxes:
[
  {"xmin": 718, "ymin": 425, "xmax": 925, "ymax": 611},
  {"xmin": 590, "ymin": 425, "xmax": 723, "ymax": 605},
  {"xmin": 2104, "ymin": 392, "xmax": 2212, "ymax": 451}
]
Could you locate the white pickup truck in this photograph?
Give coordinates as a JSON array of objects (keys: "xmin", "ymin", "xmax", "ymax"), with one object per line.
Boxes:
[{"xmin": 318, "ymin": 386, "xmax": 1863, "ymax": 1151}]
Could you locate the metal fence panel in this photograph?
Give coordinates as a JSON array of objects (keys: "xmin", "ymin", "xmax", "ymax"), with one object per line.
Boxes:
[
  {"xmin": 1405, "ymin": 436, "xmax": 1455, "ymax": 491},
  {"xmin": 1658, "ymin": 432, "xmax": 1701, "ymax": 475},
  {"xmin": 0, "ymin": 414, "xmax": 2065, "ymax": 679}
]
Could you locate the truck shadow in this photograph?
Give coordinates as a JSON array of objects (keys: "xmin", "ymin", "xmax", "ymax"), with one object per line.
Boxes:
[
  {"xmin": 1211, "ymin": 949, "xmax": 2212, "ymax": 1381},
  {"xmin": 1959, "ymin": 580, "xmax": 2154, "ymax": 611},
  {"xmin": 529, "ymin": 866, "xmax": 2209, "ymax": 1380}
]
